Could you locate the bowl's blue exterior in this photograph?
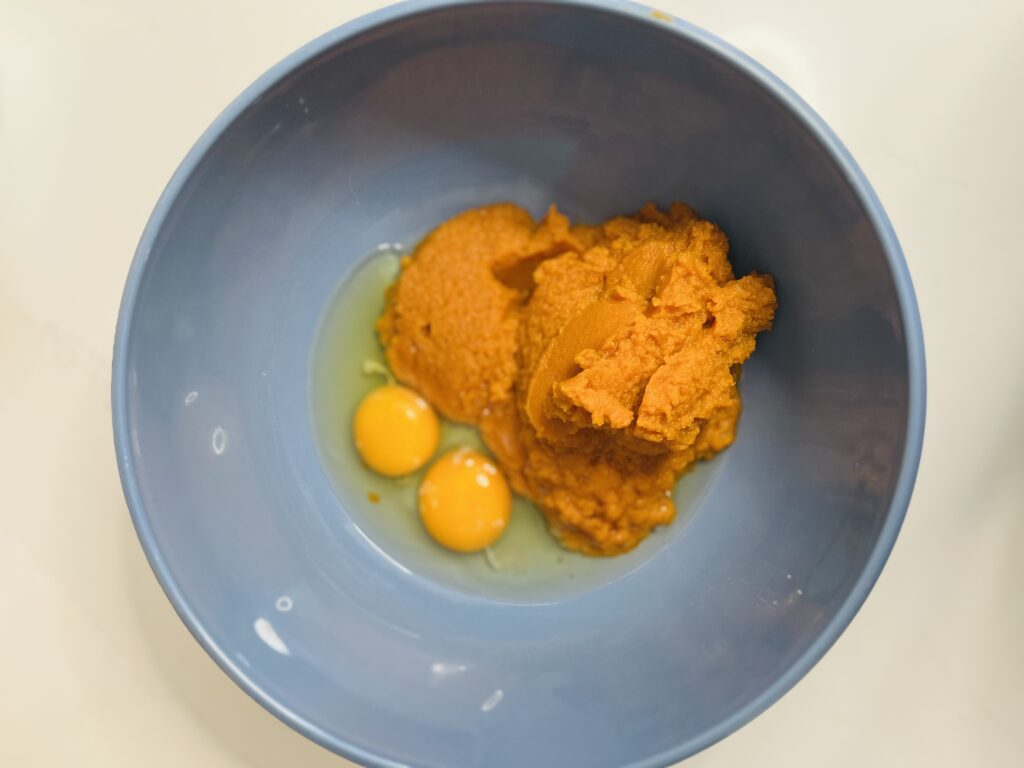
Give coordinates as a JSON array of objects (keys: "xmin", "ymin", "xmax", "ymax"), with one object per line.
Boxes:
[{"xmin": 112, "ymin": 2, "xmax": 925, "ymax": 766}]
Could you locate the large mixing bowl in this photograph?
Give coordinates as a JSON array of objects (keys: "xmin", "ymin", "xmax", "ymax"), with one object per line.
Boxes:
[{"xmin": 113, "ymin": 1, "xmax": 926, "ymax": 765}]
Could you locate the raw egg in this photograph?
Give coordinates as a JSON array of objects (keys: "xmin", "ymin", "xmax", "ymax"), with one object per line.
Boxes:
[
  {"xmin": 353, "ymin": 385, "xmax": 439, "ymax": 476},
  {"xmin": 419, "ymin": 449, "xmax": 511, "ymax": 552}
]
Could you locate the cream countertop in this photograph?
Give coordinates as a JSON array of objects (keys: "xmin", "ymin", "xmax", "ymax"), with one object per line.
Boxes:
[{"xmin": 1, "ymin": 0, "xmax": 1021, "ymax": 765}]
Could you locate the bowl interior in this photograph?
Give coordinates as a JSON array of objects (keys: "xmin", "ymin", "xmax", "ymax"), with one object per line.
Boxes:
[{"xmin": 118, "ymin": 3, "xmax": 919, "ymax": 766}]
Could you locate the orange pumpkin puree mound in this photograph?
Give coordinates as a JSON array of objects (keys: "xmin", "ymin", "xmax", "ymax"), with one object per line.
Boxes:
[{"xmin": 378, "ymin": 202, "xmax": 777, "ymax": 556}]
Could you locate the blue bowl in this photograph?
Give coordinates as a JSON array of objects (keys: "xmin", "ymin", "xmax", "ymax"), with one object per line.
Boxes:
[{"xmin": 113, "ymin": 1, "xmax": 925, "ymax": 766}]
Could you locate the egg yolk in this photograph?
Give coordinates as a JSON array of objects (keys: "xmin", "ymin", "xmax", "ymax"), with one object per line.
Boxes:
[
  {"xmin": 353, "ymin": 385, "xmax": 439, "ymax": 476},
  {"xmin": 419, "ymin": 449, "xmax": 511, "ymax": 552}
]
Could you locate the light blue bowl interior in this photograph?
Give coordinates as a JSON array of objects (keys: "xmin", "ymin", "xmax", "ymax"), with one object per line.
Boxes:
[{"xmin": 114, "ymin": 2, "xmax": 925, "ymax": 767}]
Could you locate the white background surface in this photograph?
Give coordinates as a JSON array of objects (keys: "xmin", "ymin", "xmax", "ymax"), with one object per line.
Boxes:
[{"xmin": 2, "ymin": 0, "xmax": 1022, "ymax": 765}]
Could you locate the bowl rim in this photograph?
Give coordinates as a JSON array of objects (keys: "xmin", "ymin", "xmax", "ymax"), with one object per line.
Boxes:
[{"xmin": 111, "ymin": 1, "xmax": 927, "ymax": 765}]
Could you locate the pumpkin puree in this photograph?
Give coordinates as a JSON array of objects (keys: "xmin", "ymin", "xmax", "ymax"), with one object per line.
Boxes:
[{"xmin": 378, "ymin": 203, "xmax": 776, "ymax": 555}]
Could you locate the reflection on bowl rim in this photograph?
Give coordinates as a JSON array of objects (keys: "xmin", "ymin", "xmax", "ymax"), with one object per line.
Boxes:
[{"xmin": 111, "ymin": 1, "xmax": 926, "ymax": 766}]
